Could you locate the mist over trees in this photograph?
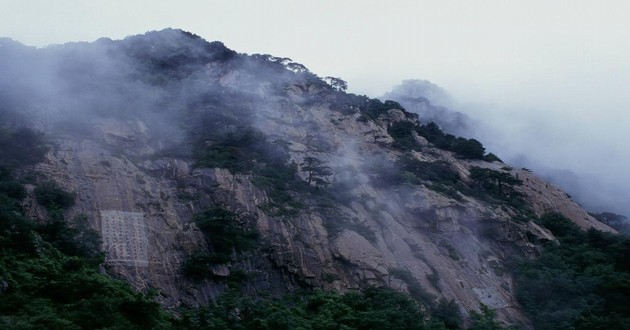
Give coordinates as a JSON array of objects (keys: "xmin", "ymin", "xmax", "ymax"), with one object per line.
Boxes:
[
  {"xmin": 384, "ymin": 79, "xmax": 630, "ymax": 221},
  {"xmin": 2, "ymin": 28, "xmax": 630, "ymax": 329}
]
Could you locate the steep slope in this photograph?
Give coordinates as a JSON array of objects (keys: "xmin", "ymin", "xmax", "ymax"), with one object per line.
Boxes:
[{"xmin": 0, "ymin": 29, "xmax": 615, "ymax": 327}]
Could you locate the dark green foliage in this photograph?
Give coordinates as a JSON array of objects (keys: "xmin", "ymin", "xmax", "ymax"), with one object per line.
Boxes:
[
  {"xmin": 368, "ymin": 154, "xmax": 471, "ymax": 202},
  {"xmin": 193, "ymin": 208, "xmax": 258, "ymax": 264},
  {"xmin": 0, "ymin": 169, "xmax": 171, "ymax": 329},
  {"xmin": 123, "ymin": 29, "xmax": 238, "ymax": 84},
  {"xmin": 300, "ymin": 156, "xmax": 333, "ymax": 187},
  {"xmin": 451, "ymin": 138, "xmax": 485, "ymax": 160},
  {"xmin": 35, "ymin": 215, "xmax": 103, "ymax": 261},
  {"xmin": 389, "ymin": 121, "xmax": 422, "ymax": 150},
  {"xmin": 175, "ymin": 287, "xmax": 434, "ymax": 330},
  {"xmin": 416, "ymin": 122, "xmax": 490, "ymax": 160},
  {"xmin": 0, "ymin": 127, "xmax": 48, "ymax": 167},
  {"xmin": 195, "ymin": 128, "xmax": 271, "ymax": 173},
  {"xmin": 0, "ymin": 180, "xmax": 26, "ymax": 200},
  {"xmin": 389, "ymin": 268, "xmax": 437, "ymax": 309},
  {"xmin": 590, "ymin": 212, "xmax": 630, "ymax": 234},
  {"xmin": 182, "ymin": 251, "xmax": 219, "ymax": 280},
  {"xmin": 323, "ymin": 76, "xmax": 348, "ymax": 92},
  {"xmin": 538, "ymin": 212, "xmax": 582, "ymax": 240},
  {"xmin": 193, "ymin": 122, "xmax": 310, "ymax": 216},
  {"xmin": 514, "ymin": 213, "xmax": 630, "ymax": 329},
  {"xmin": 468, "ymin": 304, "xmax": 504, "ymax": 330},
  {"xmin": 34, "ymin": 181, "xmax": 76, "ymax": 211},
  {"xmin": 0, "ymin": 248, "xmax": 171, "ymax": 329},
  {"xmin": 183, "ymin": 208, "xmax": 258, "ymax": 281},
  {"xmin": 363, "ymin": 99, "xmax": 392, "ymax": 120},
  {"xmin": 432, "ymin": 299, "xmax": 464, "ymax": 329},
  {"xmin": 398, "ymin": 156, "xmax": 460, "ymax": 185},
  {"xmin": 322, "ymin": 215, "xmax": 377, "ymax": 243},
  {"xmin": 483, "ymin": 153, "xmax": 503, "ymax": 163},
  {"xmin": 468, "ymin": 167, "xmax": 523, "ymax": 207},
  {"xmin": 384, "ymin": 100, "xmax": 405, "ymax": 111}
]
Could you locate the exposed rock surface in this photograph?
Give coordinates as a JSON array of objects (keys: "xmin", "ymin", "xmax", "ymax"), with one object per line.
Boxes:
[{"xmin": 2, "ymin": 29, "xmax": 615, "ymax": 327}]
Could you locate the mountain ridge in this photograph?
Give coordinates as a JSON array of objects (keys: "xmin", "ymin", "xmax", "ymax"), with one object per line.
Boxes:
[{"xmin": 0, "ymin": 29, "xmax": 619, "ymax": 328}]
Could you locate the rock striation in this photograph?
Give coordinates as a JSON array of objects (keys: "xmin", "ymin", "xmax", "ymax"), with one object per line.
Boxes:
[{"xmin": 1, "ymin": 29, "xmax": 615, "ymax": 327}]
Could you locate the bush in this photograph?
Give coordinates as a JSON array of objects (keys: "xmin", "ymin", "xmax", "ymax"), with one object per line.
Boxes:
[
  {"xmin": 0, "ymin": 180, "xmax": 26, "ymax": 200},
  {"xmin": 190, "ymin": 208, "xmax": 258, "ymax": 267},
  {"xmin": 416, "ymin": 122, "xmax": 491, "ymax": 160},
  {"xmin": 468, "ymin": 167, "xmax": 523, "ymax": 206},
  {"xmin": 175, "ymin": 287, "xmax": 431, "ymax": 330},
  {"xmin": 34, "ymin": 182, "xmax": 75, "ymax": 211},
  {"xmin": 388, "ymin": 121, "xmax": 422, "ymax": 151},
  {"xmin": 514, "ymin": 213, "xmax": 630, "ymax": 329},
  {"xmin": 451, "ymin": 138, "xmax": 485, "ymax": 159},
  {"xmin": 0, "ymin": 127, "xmax": 48, "ymax": 167},
  {"xmin": 36, "ymin": 215, "xmax": 103, "ymax": 261}
]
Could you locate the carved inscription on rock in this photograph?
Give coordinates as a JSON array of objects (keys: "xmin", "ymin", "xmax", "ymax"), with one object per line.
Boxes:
[{"xmin": 100, "ymin": 210, "xmax": 148, "ymax": 266}]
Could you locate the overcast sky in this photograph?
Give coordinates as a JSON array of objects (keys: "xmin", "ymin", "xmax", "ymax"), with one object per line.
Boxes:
[{"xmin": 2, "ymin": 0, "xmax": 630, "ymax": 214}]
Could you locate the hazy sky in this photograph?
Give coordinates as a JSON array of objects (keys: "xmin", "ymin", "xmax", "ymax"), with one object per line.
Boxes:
[{"xmin": 2, "ymin": 0, "xmax": 630, "ymax": 214}]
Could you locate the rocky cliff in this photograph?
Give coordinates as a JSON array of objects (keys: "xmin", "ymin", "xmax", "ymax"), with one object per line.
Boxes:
[{"xmin": 0, "ymin": 29, "xmax": 615, "ymax": 327}]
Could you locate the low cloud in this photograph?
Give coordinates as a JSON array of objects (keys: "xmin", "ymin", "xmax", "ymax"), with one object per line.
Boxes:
[{"xmin": 384, "ymin": 79, "xmax": 630, "ymax": 217}]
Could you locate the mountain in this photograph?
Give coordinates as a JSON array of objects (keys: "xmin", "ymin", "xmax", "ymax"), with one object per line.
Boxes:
[
  {"xmin": 381, "ymin": 79, "xmax": 474, "ymax": 137},
  {"xmin": 0, "ymin": 29, "xmax": 624, "ymax": 329}
]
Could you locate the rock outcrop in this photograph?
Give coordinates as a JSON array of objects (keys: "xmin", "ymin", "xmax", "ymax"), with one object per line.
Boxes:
[{"xmin": 1, "ymin": 29, "xmax": 615, "ymax": 327}]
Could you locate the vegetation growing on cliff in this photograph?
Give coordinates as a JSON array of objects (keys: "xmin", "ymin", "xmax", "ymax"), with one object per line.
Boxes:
[
  {"xmin": 183, "ymin": 208, "xmax": 258, "ymax": 280},
  {"xmin": 5, "ymin": 29, "xmax": 630, "ymax": 330},
  {"xmin": 514, "ymin": 213, "xmax": 630, "ymax": 329},
  {"xmin": 0, "ymin": 127, "xmax": 172, "ymax": 329}
]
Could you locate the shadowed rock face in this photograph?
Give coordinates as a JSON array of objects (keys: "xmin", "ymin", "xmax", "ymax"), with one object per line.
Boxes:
[{"xmin": 1, "ymin": 29, "xmax": 614, "ymax": 326}]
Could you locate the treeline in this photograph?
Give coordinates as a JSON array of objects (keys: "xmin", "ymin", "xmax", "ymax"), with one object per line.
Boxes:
[
  {"xmin": 0, "ymin": 127, "xmax": 172, "ymax": 329},
  {"xmin": 350, "ymin": 98, "xmax": 499, "ymax": 161},
  {"xmin": 173, "ymin": 287, "xmax": 505, "ymax": 330},
  {"xmin": 515, "ymin": 213, "xmax": 630, "ymax": 329}
]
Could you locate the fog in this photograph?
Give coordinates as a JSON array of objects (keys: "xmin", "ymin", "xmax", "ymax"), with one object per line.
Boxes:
[
  {"xmin": 2, "ymin": 1, "xmax": 629, "ymax": 216},
  {"xmin": 383, "ymin": 79, "xmax": 630, "ymax": 217}
]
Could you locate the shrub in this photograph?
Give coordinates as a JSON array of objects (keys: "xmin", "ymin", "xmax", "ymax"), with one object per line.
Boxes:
[
  {"xmin": 193, "ymin": 208, "xmax": 258, "ymax": 263},
  {"xmin": 0, "ymin": 127, "xmax": 48, "ymax": 167},
  {"xmin": 388, "ymin": 121, "xmax": 421, "ymax": 151},
  {"xmin": 514, "ymin": 213, "xmax": 630, "ymax": 329},
  {"xmin": 0, "ymin": 180, "xmax": 26, "ymax": 200},
  {"xmin": 34, "ymin": 182, "xmax": 75, "ymax": 211},
  {"xmin": 469, "ymin": 167, "xmax": 523, "ymax": 206}
]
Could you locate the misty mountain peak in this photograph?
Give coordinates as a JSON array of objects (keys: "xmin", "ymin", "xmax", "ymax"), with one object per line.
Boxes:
[
  {"xmin": 0, "ymin": 30, "xmax": 623, "ymax": 329},
  {"xmin": 383, "ymin": 79, "xmax": 474, "ymax": 137}
]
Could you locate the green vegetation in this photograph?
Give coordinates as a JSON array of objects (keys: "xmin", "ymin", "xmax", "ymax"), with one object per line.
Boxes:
[
  {"xmin": 0, "ymin": 126, "xmax": 174, "ymax": 328},
  {"xmin": 34, "ymin": 181, "xmax": 76, "ymax": 212},
  {"xmin": 381, "ymin": 115, "xmax": 494, "ymax": 161},
  {"xmin": 373, "ymin": 156, "xmax": 524, "ymax": 209},
  {"xmin": 389, "ymin": 268, "xmax": 438, "ymax": 309},
  {"xmin": 0, "ymin": 127, "xmax": 49, "ymax": 168},
  {"xmin": 388, "ymin": 121, "xmax": 421, "ymax": 150},
  {"xmin": 514, "ymin": 213, "xmax": 630, "ymax": 329},
  {"xmin": 590, "ymin": 212, "xmax": 630, "ymax": 234},
  {"xmin": 398, "ymin": 156, "xmax": 461, "ymax": 185},
  {"xmin": 192, "ymin": 122, "xmax": 313, "ymax": 217},
  {"xmin": 322, "ymin": 215, "xmax": 377, "ymax": 243},
  {"xmin": 468, "ymin": 304, "xmax": 505, "ymax": 330},
  {"xmin": 300, "ymin": 156, "xmax": 333, "ymax": 187},
  {"xmin": 468, "ymin": 167, "xmax": 524, "ymax": 207},
  {"xmin": 416, "ymin": 122, "xmax": 487, "ymax": 160},
  {"xmin": 0, "ymin": 170, "xmax": 172, "ymax": 329},
  {"xmin": 175, "ymin": 287, "xmax": 458, "ymax": 330},
  {"xmin": 183, "ymin": 208, "xmax": 258, "ymax": 280},
  {"xmin": 194, "ymin": 208, "xmax": 258, "ymax": 259},
  {"xmin": 361, "ymin": 99, "xmax": 407, "ymax": 121}
]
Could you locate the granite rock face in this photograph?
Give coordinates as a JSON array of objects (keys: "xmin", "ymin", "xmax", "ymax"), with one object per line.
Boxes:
[{"xmin": 3, "ymin": 30, "xmax": 614, "ymax": 327}]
